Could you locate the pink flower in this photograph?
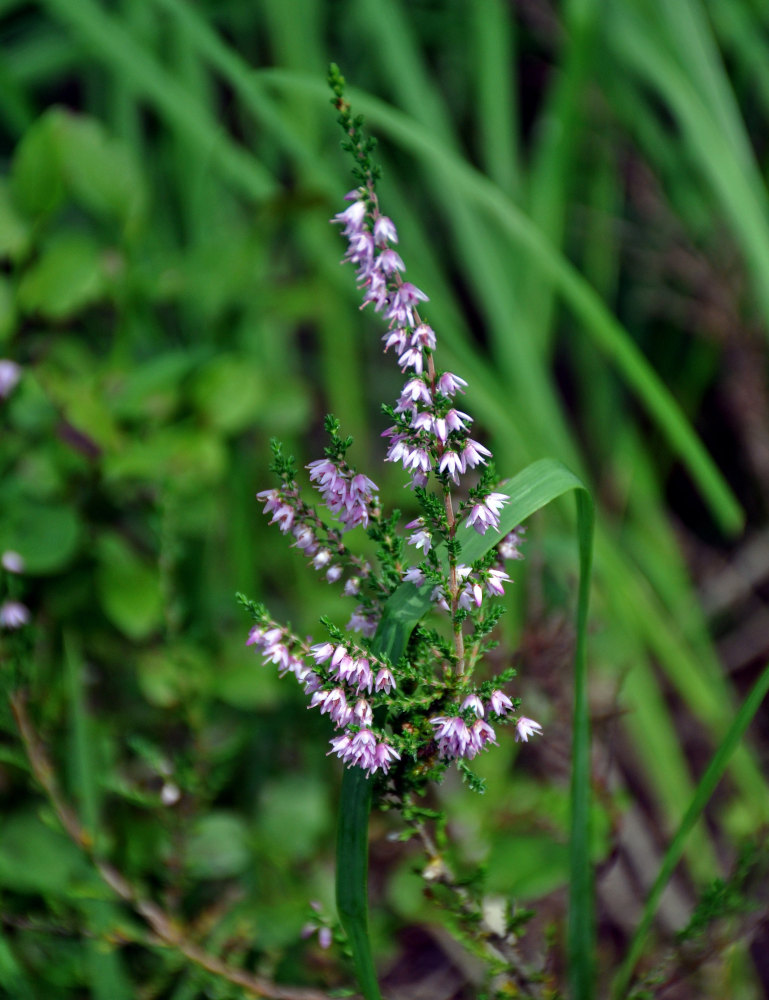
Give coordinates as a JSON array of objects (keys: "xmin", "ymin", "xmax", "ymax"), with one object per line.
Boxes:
[
  {"xmin": 370, "ymin": 740, "xmax": 401, "ymax": 775},
  {"xmin": 331, "ymin": 198, "xmax": 366, "ymax": 235},
  {"xmin": 488, "ymin": 690, "xmax": 513, "ymax": 716},
  {"xmin": 385, "ymin": 282, "xmax": 428, "ymax": 327},
  {"xmin": 406, "ymin": 519, "xmax": 432, "ymax": 554},
  {"xmin": 411, "ymin": 323, "xmax": 436, "ymax": 350},
  {"xmin": 515, "ymin": 717, "xmax": 543, "ymax": 742},
  {"xmin": 461, "ymin": 439, "xmax": 492, "ymax": 469},
  {"xmin": 499, "ymin": 528, "xmax": 526, "ymax": 561},
  {"xmin": 436, "ymin": 372, "xmax": 467, "ymax": 396},
  {"xmin": 397, "ymin": 346, "xmax": 425, "ymax": 374},
  {"xmin": 465, "ymin": 492, "xmax": 509, "ymax": 535},
  {"xmin": 1, "ymin": 551, "xmax": 24, "ymax": 574},
  {"xmin": 376, "ymin": 249, "xmax": 405, "ymax": 275},
  {"xmin": 0, "ymin": 601, "xmax": 30, "ymax": 629},
  {"xmin": 430, "ymin": 716, "xmax": 472, "ymax": 759},
  {"xmin": 400, "ymin": 377, "xmax": 432, "ymax": 405},
  {"xmin": 353, "ymin": 698, "xmax": 373, "ymax": 726},
  {"xmin": 461, "ymin": 694, "xmax": 484, "ymax": 718},
  {"xmin": 485, "ymin": 568, "xmax": 511, "ymax": 597},
  {"xmin": 403, "ymin": 566, "xmax": 425, "ymax": 586},
  {"xmin": 467, "ymin": 719, "xmax": 497, "ymax": 757},
  {"xmin": 309, "ymin": 642, "xmax": 335, "ymax": 664},
  {"xmin": 375, "ymin": 666, "xmax": 395, "ymax": 693},
  {"xmin": 373, "ymin": 215, "xmax": 398, "ymax": 246},
  {"xmin": 438, "ymin": 451, "xmax": 465, "ymax": 484},
  {"xmin": 0, "ymin": 360, "xmax": 21, "ymax": 400},
  {"xmin": 382, "ymin": 328, "xmax": 409, "ymax": 354}
]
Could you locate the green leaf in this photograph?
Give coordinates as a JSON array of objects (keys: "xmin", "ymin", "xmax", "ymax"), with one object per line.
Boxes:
[
  {"xmin": 184, "ymin": 812, "xmax": 251, "ymax": 879},
  {"xmin": 108, "ymin": 348, "xmax": 209, "ymax": 422},
  {"xmin": 49, "ymin": 109, "xmax": 147, "ymax": 235},
  {"xmin": 0, "ymin": 179, "xmax": 32, "ymax": 262},
  {"xmin": 0, "ymin": 499, "xmax": 82, "ymax": 574},
  {"xmin": 103, "ymin": 425, "xmax": 227, "ymax": 492},
  {"xmin": 96, "ymin": 532, "xmax": 164, "ymax": 640},
  {"xmin": 0, "ymin": 276, "xmax": 16, "ymax": 342},
  {"xmin": 0, "ymin": 810, "xmax": 87, "ymax": 894},
  {"xmin": 17, "ymin": 233, "xmax": 107, "ymax": 320},
  {"xmin": 10, "ymin": 111, "xmax": 65, "ymax": 218},
  {"xmin": 336, "ymin": 458, "xmax": 596, "ymax": 1000},
  {"xmin": 190, "ymin": 354, "xmax": 267, "ymax": 434},
  {"xmin": 257, "ymin": 776, "xmax": 331, "ymax": 861}
]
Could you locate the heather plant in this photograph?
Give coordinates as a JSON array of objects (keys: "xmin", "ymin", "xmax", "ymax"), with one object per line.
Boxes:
[
  {"xmin": 239, "ymin": 66, "xmax": 596, "ymax": 1000},
  {"xmin": 3, "ymin": 3, "xmax": 769, "ymax": 996}
]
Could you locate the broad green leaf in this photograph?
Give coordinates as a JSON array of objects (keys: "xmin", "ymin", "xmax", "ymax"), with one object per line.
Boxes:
[
  {"xmin": 10, "ymin": 111, "xmax": 65, "ymax": 218},
  {"xmin": 190, "ymin": 354, "xmax": 267, "ymax": 434},
  {"xmin": 50, "ymin": 109, "xmax": 147, "ymax": 235},
  {"xmin": 108, "ymin": 348, "xmax": 209, "ymax": 422},
  {"xmin": 103, "ymin": 426, "xmax": 227, "ymax": 492},
  {"xmin": 0, "ymin": 500, "xmax": 81, "ymax": 574},
  {"xmin": 0, "ymin": 810, "xmax": 87, "ymax": 894},
  {"xmin": 16, "ymin": 232, "xmax": 107, "ymax": 320},
  {"xmin": 96, "ymin": 532, "xmax": 163, "ymax": 640},
  {"xmin": 257, "ymin": 775, "xmax": 331, "ymax": 861},
  {"xmin": 184, "ymin": 812, "xmax": 251, "ymax": 879}
]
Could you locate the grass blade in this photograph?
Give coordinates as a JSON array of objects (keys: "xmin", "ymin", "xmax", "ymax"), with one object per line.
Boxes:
[
  {"xmin": 336, "ymin": 768, "xmax": 381, "ymax": 1000},
  {"xmin": 611, "ymin": 660, "xmax": 769, "ymax": 999},
  {"xmin": 257, "ymin": 69, "xmax": 743, "ymax": 534},
  {"xmin": 38, "ymin": 0, "xmax": 277, "ymax": 200}
]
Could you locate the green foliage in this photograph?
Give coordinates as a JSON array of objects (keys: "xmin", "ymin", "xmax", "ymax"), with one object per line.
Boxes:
[{"xmin": 1, "ymin": 1, "xmax": 768, "ymax": 998}]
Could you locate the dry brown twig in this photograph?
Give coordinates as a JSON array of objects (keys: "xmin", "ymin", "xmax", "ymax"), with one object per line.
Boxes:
[{"xmin": 9, "ymin": 689, "xmax": 352, "ymax": 1000}]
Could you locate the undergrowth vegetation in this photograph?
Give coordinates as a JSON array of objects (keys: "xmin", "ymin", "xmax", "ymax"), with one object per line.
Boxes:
[{"xmin": 0, "ymin": 1, "xmax": 768, "ymax": 997}]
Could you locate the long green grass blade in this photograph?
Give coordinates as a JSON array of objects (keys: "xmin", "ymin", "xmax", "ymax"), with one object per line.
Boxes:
[
  {"xmin": 38, "ymin": 0, "xmax": 277, "ymax": 200},
  {"xmin": 257, "ymin": 69, "xmax": 742, "ymax": 534},
  {"xmin": 337, "ymin": 459, "xmax": 595, "ymax": 998},
  {"xmin": 611, "ymin": 660, "xmax": 769, "ymax": 999},
  {"xmin": 336, "ymin": 769, "xmax": 381, "ymax": 1000},
  {"xmin": 608, "ymin": 2, "xmax": 769, "ymax": 337},
  {"xmin": 469, "ymin": 0, "xmax": 520, "ymax": 195}
]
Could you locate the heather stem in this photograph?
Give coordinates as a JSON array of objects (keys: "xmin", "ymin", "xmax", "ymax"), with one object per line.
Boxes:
[{"xmin": 425, "ymin": 350, "xmax": 465, "ymax": 677}]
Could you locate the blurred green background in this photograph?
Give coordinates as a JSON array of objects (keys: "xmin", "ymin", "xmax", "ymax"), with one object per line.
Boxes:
[{"xmin": 1, "ymin": 0, "xmax": 769, "ymax": 997}]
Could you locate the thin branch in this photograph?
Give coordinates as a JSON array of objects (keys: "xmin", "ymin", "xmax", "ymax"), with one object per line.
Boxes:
[
  {"xmin": 9, "ymin": 690, "xmax": 350, "ymax": 1000},
  {"xmin": 402, "ymin": 802, "xmax": 547, "ymax": 998}
]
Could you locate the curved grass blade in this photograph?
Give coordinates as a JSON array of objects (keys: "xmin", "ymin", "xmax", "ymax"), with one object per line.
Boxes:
[
  {"xmin": 336, "ymin": 458, "xmax": 596, "ymax": 999},
  {"xmin": 38, "ymin": 0, "xmax": 276, "ymax": 201},
  {"xmin": 257, "ymin": 69, "xmax": 742, "ymax": 535},
  {"xmin": 611, "ymin": 659, "xmax": 769, "ymax": 1000},
  {"xmin": 336, "ymin": 768, "xmax": 381, "ymax": 1000}
]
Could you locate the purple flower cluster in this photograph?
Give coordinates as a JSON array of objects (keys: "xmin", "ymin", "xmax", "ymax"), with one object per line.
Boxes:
[
  {"xmin": 429, "ymin": 688, "xmax": 511, "ymax": 761},
  {"xmin": 246, "ymin": 621, "xmax": 400, "ymax": 776},
  {"xmin": 428, "ymin": 691, "xmax": 540, "ymax": 760},
  {"xmin": 307, "ymin": 459, "xmax": 378, "ymax": 530},
  {"xmin": 404, "ymin": 561, "xmax": 513, "ymax": 611},
  {"xmin": 256, "ymin": 484, "xmax": 373, "ymax": 595},
  {"xmin": 310, "ymin": 640, "xmax": 400, "ymax": 774},
  {"xmin": 333, "ymin": 188, "xmax": 509, "ymax": 534}
]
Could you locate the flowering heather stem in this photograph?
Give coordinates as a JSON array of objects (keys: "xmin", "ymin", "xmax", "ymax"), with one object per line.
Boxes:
[{"xmin": 244, "ymin": 67, "xmax": 540, "ymax": 788}]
